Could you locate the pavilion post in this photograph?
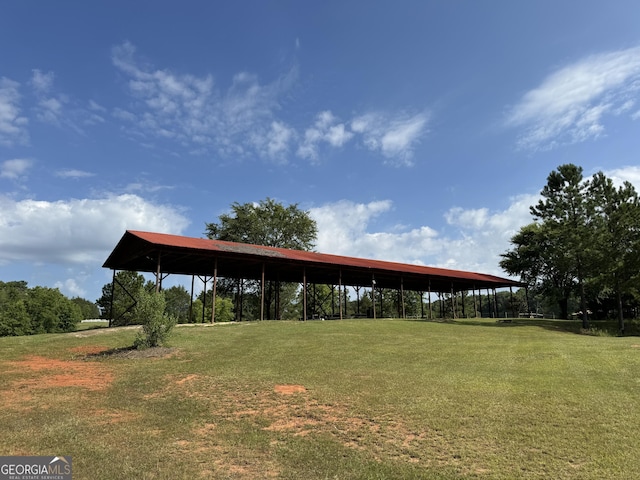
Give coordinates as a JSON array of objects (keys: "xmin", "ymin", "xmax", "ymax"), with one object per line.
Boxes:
[
  {"xmin": 478, "ymin": 289, "xmax": 483, "ymax": 318},
  {"xmin": 461, "ymin": 291, "xmax": 466, "ymax": 318},
  {"xmin": 493, "ymin": 288, "xmax": 499, "ymax": 318},
  {"xmin": 155, "ymin": 252, "xmax": 162, "ymax": 293},
  {"xmin": 339, "ymin": 269, "xmax": 343, "ymax": 320},
  {"xmin": 428, "ymin": 280, "xmax": 432, "ymax": 320},
  {"xmin": 108, "ymin": 269, "xmax": 116, "ymax": 328},
  {"xmin": 400, "ymin": 277, "xmax": 406, "ymax": 319},
  {"xmin": 372, "ymin": 275, "xmax": 377, "ymax": 319},
  {"xmin": 302, "ymin": 267, "xmax": 307, "ymax": 321},
  {"xmin": 420, "ymin": 291, "xmax": 424, "ymax": 319},
  {"xmin": 260, "ymin": 263, "xmax": 265, "ymax": 321},
  {"xmin": 510, "ymin": 286, "xmax": 514, "ymax": 318},
  {"xmin": 473, "ymin": 287, "xmax": 478, "ymax": 318},
  {"xmin": 201, "ymin": 277, "xmax": 207, "ymax": 323},
  {"xmin": 331, "ymin": 285, "xmax": 335, "ymax": 316},
  {"xmin": 451, "ymin": 283, "xmax": 455, "ymax": 319},
  {"xmin": 211, "ymin": 259, "xmax": 218, "ymax": 323},
  {"xmin": 189, "ymin": 275, "xmax": 195, "ymax": 323}
]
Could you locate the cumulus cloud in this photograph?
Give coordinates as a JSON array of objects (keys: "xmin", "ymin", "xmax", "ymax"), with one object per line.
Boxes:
[
  {"xmin": 310, "ymin": 196, "xmax": 535, "ymax": 279},
  {"xmin": 297, "ymin": 111, "xmax": 354, "ymax": 161},
  {"xmin": 0, "ymin": 194, "xmax": 189, "ymax": 265},
  {"xmin": 602, "ymin": 165, "xmax": 640, "ymax": 189},
  {"xmin": 507, "ymin": 45, "xmax": 640, "ymax": 150},
  {"xmin": 1, "ymin": 158, "xmax": 33, "ymax": 180},
  {"xmin": 0, "ymin": 77, "xmax": 29, "ymax": 146}
]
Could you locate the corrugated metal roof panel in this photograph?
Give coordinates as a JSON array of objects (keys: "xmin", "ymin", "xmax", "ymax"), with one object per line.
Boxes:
[{"xmin": 103, "ymin": 230, "xmax": 523, "ymax": 291}]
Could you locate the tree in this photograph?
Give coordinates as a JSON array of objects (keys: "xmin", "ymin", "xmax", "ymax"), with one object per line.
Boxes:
[
  {"xmin": 531, "ymin": 164, "xmax": 594, "ymax": 327},
  {"xmin": 502, "ymin": 164, "xmax": 594, "ymax": 325},
  {"xmin": 25, "ymin": 287, "xmax": 82, "ymax": 333},
  {"xmin": 132, "ymin": 288, "xmax": 176, "ymax": 349},
  {"xmin": 205, "ymin": 198, "xmax": 318, "ymax": 319},
  {"xmin": 588, "ymin": 173, "xmax": 640, "ymax": 333},
  {"xmin": 205, "ymin": 197, "xmax": 317, "ymax": 251},
  {"xmin": 97, "ymin": 271, "xmax": 154, "ymax": 326},
  {"xmin": 0, "ymin": 281, "xmax": 31, "ymax": 336},
  {"xmin": 500, "ymin": 223, "xmax": 575, "ymax": 320},
  {"xmin": 163, "ymin": 285, "xmax": 192, "ymax": 323},
  {"xmin": 71, "ymin": 297, "xmax": 100, "ymax": 319}
]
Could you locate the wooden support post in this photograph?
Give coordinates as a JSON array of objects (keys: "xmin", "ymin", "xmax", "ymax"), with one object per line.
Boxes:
[
  {"xmin": 451, "ymin": 283, "xmax": 455, "ymax": 319},
  {"xmin": 428, "ymin": 280, "xmax": 432, "ymax": 320},
  {"xmin": 189, "ymin": 275, "xmax": 195, "ymax": 323},
  {"xmin": 108, "ymin": 269, "xmax": 116, "ymax": 328},
  {"xmin": 339, "ymin": 269, "xmax": 343, "ymax": 320},
  {"xmin": 372, "ymin": 275, "xmax": 377, "ymax": 319},
  {"xmin": 473, "ymin": 286, "xmax": 478, "ymax": 318},
  {"xmin": 155, "ymin": 253, "xmax": 162, "ymax": 293},
  {"xmin": 201, "ymin": 277, "xmax": 207, "ymax": 323},
  {"xmin": 510, "ymin": 286, "xmax": 514, "ymax": 318},
  {"xmin": 302, "ymin": 267, "xmax": 307, "ymax": 321},
  {"xmin": 211, "ymin": 259, "xmax": 218, "ymax": 323},
  {"xmin": 260, "ymin": 263, "xmax": 265, "ymax": 321},
  {"xmin": 400, "ymin": 277, "xmax": 406, "ymax": 319}
]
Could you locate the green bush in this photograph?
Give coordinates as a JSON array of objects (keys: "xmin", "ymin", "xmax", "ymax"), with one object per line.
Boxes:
[{"xmin": 132, "ymin": 288, "xmax": 177, "ymax": 349}]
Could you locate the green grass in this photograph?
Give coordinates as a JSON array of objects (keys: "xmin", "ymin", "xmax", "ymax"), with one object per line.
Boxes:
[{"xmin": 2, "ymin": 318, "xmax": 640, "ymax": 479}]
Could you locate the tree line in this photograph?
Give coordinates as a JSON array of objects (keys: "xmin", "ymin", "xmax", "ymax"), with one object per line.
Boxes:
[
  {"xmin": 500, "ymin": 164, "xmax": 640, "ymax": 333},
  {"xmin": 0, "ymin": 281, "xmax": 99, "ymax": 336}
]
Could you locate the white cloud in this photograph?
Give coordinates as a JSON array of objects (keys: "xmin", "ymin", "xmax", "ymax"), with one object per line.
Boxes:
[
  {"xmin": 351, "ymin": 112, "xmax": 428, "ymax": 166},
  {"xmin": 30, "ymin": 69, "xmax": 55, "ymax": 94},
  {"xmin": 55, "ymin": 169, "xmax": 95, "ymax": 179},
  {"xmin": 507, "ymin": 45, "xmax": 640, "ymax": 150},
  {"xmin": 0, "ymin": 194, "xmax": 189, "ymax": 265},
  {"xmin": 0, "ymin": 77, "xmax": 29, "ymax": 146},
  {"xmin": 112, "ymin": 42, "xmax": 428, "ymax": 166},
  {"xmin": 54, "ymin": 278, "xmax": 86, "ymax": 298},
  {"xmin": 111, "ymin": 41, "xmax": 296, "ymax": 160},
  {"xmin": 297, "ymin": 111, "xmax": 354, "ymax": 161},
  {"xmin": 1, "ymin": 158, "xmax": 33, "ymax": 179},
  {"xmin": 602, "ymin": 165, "xmax": 640, "ymax": 189},
  {"xmin": 310, "ymin": 196, "xmax": 536, "ymax": 280}
]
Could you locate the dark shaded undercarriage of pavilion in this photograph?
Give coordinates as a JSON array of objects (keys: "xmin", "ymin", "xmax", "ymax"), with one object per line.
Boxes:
[{"xmin": 103, "ymin": 230, "xmax": 525, "ymax": 323}]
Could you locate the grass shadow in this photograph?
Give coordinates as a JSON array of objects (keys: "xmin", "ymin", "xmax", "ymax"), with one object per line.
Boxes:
[{"xmin": 410, "ymin": 317, "xmax": 640, "ymax": 336}]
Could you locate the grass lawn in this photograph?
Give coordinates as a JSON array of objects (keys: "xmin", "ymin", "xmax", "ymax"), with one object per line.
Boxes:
[{"xmin": 1, "ymin": 318, "xmax": 640, "ymax": 479}]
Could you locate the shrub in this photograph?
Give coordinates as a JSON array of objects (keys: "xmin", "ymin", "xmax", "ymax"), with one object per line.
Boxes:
[{"xmin": 132, "ymin": 288, "xmax": 177, "ymax": 349}]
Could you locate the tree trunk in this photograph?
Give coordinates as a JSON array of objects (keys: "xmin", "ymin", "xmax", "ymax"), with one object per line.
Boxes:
[
  {"xmin": 580, "ymin": 281, "xmax": 589, "ymax": 329},
  {"xmin": 617, "ymin": 285, "xmax": 625, "ymax": 335}
]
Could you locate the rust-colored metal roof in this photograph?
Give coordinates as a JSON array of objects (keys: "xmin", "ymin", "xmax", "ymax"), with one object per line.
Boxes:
[{"xmin": 103, "ymin": 230, "xmax": 523, "ymax": 292}]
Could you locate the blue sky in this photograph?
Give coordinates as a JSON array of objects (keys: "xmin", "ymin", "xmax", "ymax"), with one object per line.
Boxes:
[{"xmin": 2, "ymin": 1, "xmax": 640, "ymax": 303}]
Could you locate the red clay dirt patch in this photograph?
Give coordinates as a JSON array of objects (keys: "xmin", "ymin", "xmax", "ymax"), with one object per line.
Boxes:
[
  {"xmin": 3, "ymin": 355, "xmax": 114, "ymax": 391},
  {"xmin": 69, "ymin": 345, "xmax": 110, "ymax": 355},
  {"xmin": 274, "ymin": 384, "xmax": 306, "ymax": 395}
]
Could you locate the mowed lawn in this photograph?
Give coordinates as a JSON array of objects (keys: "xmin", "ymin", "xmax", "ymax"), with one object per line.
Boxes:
[{"xmin": 1, "ymin": 319, "xmax": 640, "ymax": 479}]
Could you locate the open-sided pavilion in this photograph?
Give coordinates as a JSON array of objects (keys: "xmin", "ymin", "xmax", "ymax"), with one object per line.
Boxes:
[{"xmin": 103, "ymin": 230, "xmax": 525, "ymax": 322}]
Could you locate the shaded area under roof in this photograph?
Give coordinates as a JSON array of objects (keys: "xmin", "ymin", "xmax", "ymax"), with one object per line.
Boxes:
[{"xmin": 103, "ymin": 230, "xmax": 523, "ymax": 293}]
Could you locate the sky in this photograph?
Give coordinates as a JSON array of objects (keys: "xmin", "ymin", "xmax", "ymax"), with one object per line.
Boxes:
[{"xmin": 2, "ymin": 1, "xmax": 640, "ymax": 303}]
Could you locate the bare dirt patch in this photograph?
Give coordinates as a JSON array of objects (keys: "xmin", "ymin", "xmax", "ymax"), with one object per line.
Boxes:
[
  {"xmin": 69, "ymin": 345, "xmax": 110, "ymax": 355},
  {"xmin": 274, "ymin": 384, "xmax": 306, "ymax": 394},
  {"xmin": 4, "ymin": 355, "xmax": 114, "ymax": 391}
]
